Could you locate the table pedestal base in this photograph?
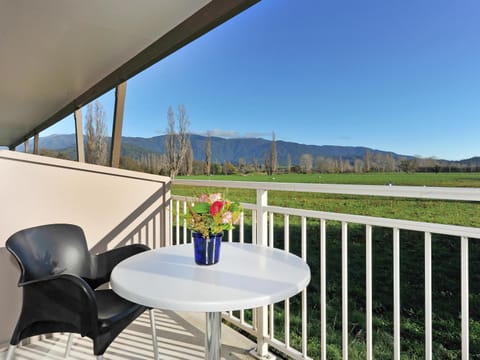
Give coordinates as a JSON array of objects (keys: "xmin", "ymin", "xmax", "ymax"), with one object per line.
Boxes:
[{"xmin": 205, "ymin": 312, "xmax": 221, "ymax": 360}]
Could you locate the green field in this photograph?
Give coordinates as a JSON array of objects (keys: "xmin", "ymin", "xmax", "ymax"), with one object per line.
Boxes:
[
  {"xmin": 178, "ymin": 172, "xmax": 480, "ymax": 187},
  {"xmin": 174, "ymin": 172, "xmax": 480, "ymax": 227}
]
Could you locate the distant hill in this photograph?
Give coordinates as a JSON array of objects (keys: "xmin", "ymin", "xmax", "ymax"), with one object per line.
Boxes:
[
  {"xmin": 459, "ymin": 156, "xmax": 480, "ymax": 165},
  {"xmin": 37, "ymin": 133, "xmax": 413, "ymax": 165}
]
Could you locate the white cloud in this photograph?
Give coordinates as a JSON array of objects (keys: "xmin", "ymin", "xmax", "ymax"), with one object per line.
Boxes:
[{"xmin": 194, "ymin": 129, "xmax": 269, "ymax": 139}]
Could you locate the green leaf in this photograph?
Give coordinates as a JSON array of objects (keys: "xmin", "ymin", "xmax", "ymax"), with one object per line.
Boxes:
[
  {"xmin": 192, "ymin": 202, "xmax": 210, "ymax": 214},
  {"xmin": 229, "ymin": 202, "xmax": 241, "ymax": 212}
]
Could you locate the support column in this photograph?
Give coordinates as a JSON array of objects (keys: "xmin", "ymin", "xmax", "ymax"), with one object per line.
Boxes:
[
  {"xmin": 110, "ymin": 81, "xmax": 127, "ymax": 168},
  {"xmin": 33, "ymin": 133, "xmax": 39, "ymax": 154},
  {"xmin": 74, "ymin": 108, "xmax": 85, "ymax": 162},
  {"xmin": 24, "ymin": 140, "xmax": 30, "ymax": 153}
]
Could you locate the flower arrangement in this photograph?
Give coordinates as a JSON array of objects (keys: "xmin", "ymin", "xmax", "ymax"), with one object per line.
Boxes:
[{"xmin": 185, "ymin": 193, "xmax": 242, "ymax": 239}]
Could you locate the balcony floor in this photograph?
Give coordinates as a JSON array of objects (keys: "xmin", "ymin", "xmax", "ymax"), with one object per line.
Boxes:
[{"xmin": 0, "ymin": 310, "xmax": 256, "ymax": 360}]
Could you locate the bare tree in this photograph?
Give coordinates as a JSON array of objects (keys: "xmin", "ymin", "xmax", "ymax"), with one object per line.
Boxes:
[
  {"xmin": 237, "ymin": 158, "xmax": 247, "ymax": 174},
  {"xmin": 364, "ymin": 150, "xmax": 372, "ymax": 172},
  {"xmin": 183, "ymin": 140, "xmax": 193, "ymax": 176},
  {"xmin": 314, "ymin": 156, "xmax": 323, "ymax": 172},
  {"xmin": 342, "ymin": 159, "xmax": 353, "ymax": 173},
  {"xmin": 286, "ymin": 153, "xmax": 292, "ymax": 173},
  {"xmin": 85, "ymin": 101, "xmax": 107, "ymax": 165},
  {"xmin": 270, "ymin": 131, "xmax": 278, "ymax": 174},
  {"xmin": 165, "ymin": 104, "xmax": 190, "ymax": 178},
  {"xmin": 386, "ymin": 154, "xmax": 396, "ymax": 172},
  {"xmin": 264, "ymin": 151, "xmax": 271, "ymax": 175},
  {"xmin": 399, "ymin": 158, "xmax": 419, "ymax": 173},
  {"xmin": 299, "ymin": 153, "xmax": 313, "ymax": 173},
  {"xmin": 252, "ymin": 157, "xmax": 259, "ymax": 172},
  {"xmin": 354, "ymin": 159, "xmax": 363, "ymax": 173},
  {"xmin": 204, "ymin": 132, "xmax": 212, "ymax": 175}
]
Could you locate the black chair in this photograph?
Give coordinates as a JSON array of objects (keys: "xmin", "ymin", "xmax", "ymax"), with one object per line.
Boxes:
[{"xmin": 5, "ymin": 223, "xmax": 159, "ymax": 360}]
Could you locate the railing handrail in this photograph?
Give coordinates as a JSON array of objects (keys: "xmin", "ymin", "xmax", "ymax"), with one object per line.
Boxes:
[
  {"xmin": 172, "ymin": 193, "xmax": 480, "ymax": 239},
  {"xmin": 170, "ymin": 178, "xmax": 480, "ymax": 359},
  {"xmin": 173, "ymin": 179, "xmax": 480, "ymax": 202}
]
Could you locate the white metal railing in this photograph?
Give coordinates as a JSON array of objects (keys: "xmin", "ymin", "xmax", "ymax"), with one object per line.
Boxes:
[{"xmin": 169, "ymin": 180, "xmax": 480, "ymax": 360}]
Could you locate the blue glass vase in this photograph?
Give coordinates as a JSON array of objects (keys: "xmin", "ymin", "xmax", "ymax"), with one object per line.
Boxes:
[{"xmin": 192, "ymin": 232, "xmax": 222, "ymax": 265}]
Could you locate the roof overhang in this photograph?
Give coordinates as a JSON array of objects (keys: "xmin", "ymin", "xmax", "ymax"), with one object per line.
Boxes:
[{"xmin": 0, "ymin": 0, "xmax": 259, "ymax": 148}]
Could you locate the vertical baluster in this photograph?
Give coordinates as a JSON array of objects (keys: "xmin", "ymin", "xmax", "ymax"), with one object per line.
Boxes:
[
  {"xmin": 302, "ymin": 216, "xmax": 308, "ymax": 357},
  {"xmin": 239, "ymin": 211, "xmax": 245, "ymax": 323},
  {"xmin": 175, "ymin": 200, "xmax": 180, "ymax": 245},
  {"xmin": 269, "ymin": 207, "xmax": 275, "ymax": 338},
  {"xmin": 285, "ymin": 214, "xmax": 290, "ymax": 348},
  {"xmin": 168, "ymin": 197, "xmax": 173, "ymax": 247},
  {"xmin": 240, "ymin": 211, "xmax": 245, "ymax": 244},
  {"xmin": 269, "ymin": 212, "xmax": 274, "ymax": 247},
  {"xmin": 425, "ymin": 232, "xmax": 432, "ymax": 360},
  {"xmin": 269, "ymin": 303, "xmax": 274, "ymax": 341},
  {"xmin": 183, "ymin": 200, "xmax": 187, "ymax": 244},
  {"xmin": 393, "ymin": 227, "xmax": 400, "ymax": 360},
  {"xmin": 461, "ymin": 236, "xmax": 469, "ymax": 360},
  {"xmin": 366, "ymin": 225, "xmax": 373, "ymax": 360},
  {"xmin": 252, "ymin": 210, "xmax": 257, "ymax": 245},
  {"xmin": 342, "ymin": 221, "xmax": 348, "ymax": 360},
  {"xmin": 321, "ymin": 218, "xmax": 326, "ymax": 360}
]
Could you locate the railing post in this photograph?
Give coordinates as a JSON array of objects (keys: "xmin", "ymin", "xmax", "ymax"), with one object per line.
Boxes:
[
  {"xmin": 255, "ymin": 189, "xmax": 269, "ymax": 358},
  {"xmin": 461, "ymin": 236, "xmax": 469, "ymax": 360}
]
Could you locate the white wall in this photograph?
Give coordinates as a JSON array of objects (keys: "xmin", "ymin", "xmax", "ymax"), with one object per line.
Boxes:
[{"xmin": 0, "ymin": 150, "xmax": 171, "ymax": 345}]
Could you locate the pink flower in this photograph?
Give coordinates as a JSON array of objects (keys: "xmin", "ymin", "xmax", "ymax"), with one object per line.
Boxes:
[
  {"xmin": 209, "ymin": 193, "xmax": 222, "ymax": 202},
  {"xmin": 198, "ymin": 193, "xmax": 210, "ymax": 203},
  {"xmin": 233, "ymin": 215, "xmax": 241, "ymax": 225},
  {"xmin": 222, "ymin": 211, "xmax": 233, "ymax": 224},
  {"xmin": 210, "ymin": 200, "xmax": 224, "ymax": 215}
]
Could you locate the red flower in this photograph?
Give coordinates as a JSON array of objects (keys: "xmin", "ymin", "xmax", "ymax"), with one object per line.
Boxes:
[{"xmin": 209, "ymin": 200, "xmax": 224, "ymax": 215}]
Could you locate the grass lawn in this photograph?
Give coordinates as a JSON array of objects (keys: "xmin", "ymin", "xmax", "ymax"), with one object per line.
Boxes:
[
  {"xmin": 174, "ymin": 172, "xmax": 480, "ymax": 227},
  {"xmin": 178, "ymin": 172, "xmax": 480, "ymax": 187}
]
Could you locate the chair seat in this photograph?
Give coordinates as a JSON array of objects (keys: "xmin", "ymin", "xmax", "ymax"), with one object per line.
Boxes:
[{"xmin": 96, "ymin": 289, "xmax": 147, "ymax": 332}]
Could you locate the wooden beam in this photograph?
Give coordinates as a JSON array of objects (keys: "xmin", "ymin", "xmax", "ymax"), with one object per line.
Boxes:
[
  {"xmin": 110, "ymin": 82, "xmax": 126, "ymax": 168},
  {"xmin": 74, "ymin": 109, "xmax": 85, "ymax": 162},
  {"xmin": 33, "ymin": 133, "xmax": 39, "ymax": 154}
]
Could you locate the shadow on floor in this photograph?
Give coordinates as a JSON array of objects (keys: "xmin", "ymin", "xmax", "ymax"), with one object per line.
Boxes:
[{"xmin": 0, "ymin": 310, "xmax": 256, "ymax": 360}]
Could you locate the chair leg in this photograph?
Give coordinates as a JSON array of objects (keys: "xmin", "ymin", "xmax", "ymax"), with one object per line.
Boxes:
[
  {"xmin": 149, "ymin": 309, "xmax": 159, "ymax": 360},
  {"xmin": 64, "ymin": 333, "xmax": 74, "ymax": 358},
  {"xmin": 5, "ymin": 344, "xmax": 16, "ymax": 360}
]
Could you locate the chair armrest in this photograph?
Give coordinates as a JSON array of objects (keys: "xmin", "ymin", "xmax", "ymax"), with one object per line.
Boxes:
[
  {"xmin": 91, "ymin": 244, "xmax": 150, "ymax": 288},
  {"xmin": 17, "ymin": 274, "xmax": 98, "ymax": 337}
]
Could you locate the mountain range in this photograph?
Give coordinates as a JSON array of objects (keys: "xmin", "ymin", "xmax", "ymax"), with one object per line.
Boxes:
[{"xmin": 37, "ymin": 133, "xmax": 478, "ymax": 166}]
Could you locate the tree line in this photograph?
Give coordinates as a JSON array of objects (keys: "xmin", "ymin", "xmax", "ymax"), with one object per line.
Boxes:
[{"xmin": 39, "ymin": 101, "xmax": 480, "ymax": 175}]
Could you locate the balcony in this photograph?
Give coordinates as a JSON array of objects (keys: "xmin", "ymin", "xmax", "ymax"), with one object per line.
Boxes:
[{"xmin": 1, "ymin": 152, "xmax": 480, "ymax": 359}]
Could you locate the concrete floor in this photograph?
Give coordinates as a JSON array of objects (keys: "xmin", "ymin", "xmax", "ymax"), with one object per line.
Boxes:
[{"xmin": 0, "ymin": 310, "xmax": 257, "ymax": 360}]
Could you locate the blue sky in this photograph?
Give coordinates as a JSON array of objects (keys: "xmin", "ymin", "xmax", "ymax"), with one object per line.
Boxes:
[{"xmin": 45, "ymin": 0, "xmax": 480, "ymax": 161}]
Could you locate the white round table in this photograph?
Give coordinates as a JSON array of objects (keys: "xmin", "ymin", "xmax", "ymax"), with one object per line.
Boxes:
[{"xmin": 111, "ymin": 242, "xmax": 311, "ymax": 359}]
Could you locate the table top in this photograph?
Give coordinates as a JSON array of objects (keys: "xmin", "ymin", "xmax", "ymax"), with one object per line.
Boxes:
[{"xmin": 111, "ymin": 242, "xmax": 311, "ymax": 312}]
